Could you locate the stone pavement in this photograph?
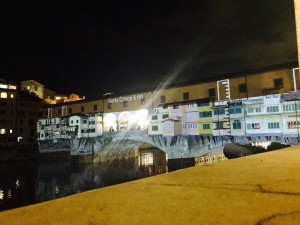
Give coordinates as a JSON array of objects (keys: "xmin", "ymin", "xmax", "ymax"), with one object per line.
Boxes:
[{"xmin": 0, "ymin": 146, "xmax": 300, "ymax": 225}]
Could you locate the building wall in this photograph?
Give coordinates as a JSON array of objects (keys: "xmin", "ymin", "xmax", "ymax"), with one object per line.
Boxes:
[
  {"xmin": 43, "ymin": 67, "xmax": 296, "ymax": 120},
  {"xmin": 21, "ymin": 80, "xmax": 44, "ymax": 99},
  {"xmin": 1, "ymin": 80, "xmax": 43, "ymax": 146},
  {"xmin": 0, "ymin": 83, "xmax": 18, "ymax": 145}
]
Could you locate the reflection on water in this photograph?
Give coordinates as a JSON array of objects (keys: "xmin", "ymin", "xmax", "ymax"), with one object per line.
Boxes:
[{"xmin": 0, "ymin": 157, "xmax": 168, "ymax": 212}]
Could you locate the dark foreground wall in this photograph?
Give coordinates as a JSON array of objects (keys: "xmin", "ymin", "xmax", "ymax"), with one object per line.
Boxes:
[{"xmin": 168, "ymin": 157, "xmax": 195, "ymax": 172}]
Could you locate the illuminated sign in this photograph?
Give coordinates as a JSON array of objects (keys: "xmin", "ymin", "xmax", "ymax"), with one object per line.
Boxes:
[{"xmin": 108, "ymin": 94, "xmax": 144, "ymax": 104}]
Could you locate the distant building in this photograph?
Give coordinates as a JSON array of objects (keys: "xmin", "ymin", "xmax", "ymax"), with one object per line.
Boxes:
[
  {"xmin": 21, "ymin": 79, "xmax": 85, "ymax": 104},
  {"xmin": 0, "ymin": 79, "xmax": 43, "ymax": 147},
  {"xmin": 20, "ymin": 80, "xmax": 44, "ymax": 99}
]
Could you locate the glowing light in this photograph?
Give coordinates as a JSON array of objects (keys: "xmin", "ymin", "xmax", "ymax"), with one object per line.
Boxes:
[
  {"xmin": 8, "ymin": 190, "xmax": 11, "ymax": 199},
  {"xmin": 135, "ymin": 109, "xmax": 149, "ymax": 130},
  {"xmin": 0, "ymin": 190, "xmax": 4, "ymax": 200},
  {"xmin": 16, "ymin": 179, "xmax": 21, "ymax": 188},
  {"xmin": 103, "ymin": 113, "xmax": 117, "ymax": 131},
  {"xmin": 55, "ymin": 185, "xmax": 59, "ymax": 194}
]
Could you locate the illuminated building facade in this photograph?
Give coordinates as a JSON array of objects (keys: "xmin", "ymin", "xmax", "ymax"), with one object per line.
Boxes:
[{"xmin": 43, "ymin": 65, "xmax": 298, "ymax": 135}]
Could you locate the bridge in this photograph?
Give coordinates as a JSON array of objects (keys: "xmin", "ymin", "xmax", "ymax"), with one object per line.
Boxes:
[{"xmin": 70, "ymin": 130, "xmax": 237, "ymax": 160}]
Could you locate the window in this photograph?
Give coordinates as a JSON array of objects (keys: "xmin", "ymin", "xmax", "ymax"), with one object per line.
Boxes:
[
  {"xmin": 239, "ymin": 83, "xmax": 247, "ymax": 93},
  {"xmin": 164, "ymin": 123, "xmax": 171, "ymax": 129},
  {"xmin": 152, "ymin": 115, "xmax": 158, "ymax": 120},
  {"xmin": 34, "ymin": 86, "xmax": 38, "ymax": 91},
  {"xmin": 208, "ymin": 88, "xmax": 215, "ymax": 97},
  {"xmin": 233, "ymin": 120, "xmax": 241, "ymax": 129},
  {"xmin": 274, "ymin": 78, "xmax": 283, "ymax": 88},
  {"xmin": 163, "ymin": 104, "xmax": 168, "ymax": 109},
  {"xmin": 186, "ymin": 112, "xmax": 197, "ymax": 118},
  {"xmin": 0, "ymin": 92, "xmax": 7, "ymax": 98},
  {"xmin": 183, "ymin": 92, "xmax": 189, "ymax": 100},
  {"xmin": 10, "ymin": 94, "xmax": 14, "ymax": 98},
  {"xmin": 255, "ymin": 107, "xmax": 261, "ymax": 113},
  {"xmin": 0, "ymin": 128, "xmax": 5, "ymax": 134},
  {"xmin": 203, "ymin": 124, "xmax": 210, "ymax": 129},
  {"xmin": 246, "ymin": 123, "xmax": 260, "ymax": 129},
  {"xmin": 267, "ymin": 106, "xmax": 279, "ymax": 113},
  {"xmin": 199, "ymin": 111, "xmax": 212, "ymax": 117},
  {"xmin": 215, "ymin": 122, "xmax": 223, "ymax": 129},
  {"xmin": 187, "ymin": 123, "xmax": 197, "ymax": 129},
  {"xmin": 214, "ymin": 108, "xmax": 225, "ymax": 115},
  {"xmin": 197, "ymin": 102, "xmax": 209, "ymax": 107},
  {"xmin": 93, "ymin": 104, "xmax": 97, "ymax": 111},
  {"xmin": 160, "ymin": 96, "xmax": 166, "ymax": 104},
  {"xmin": 83, "ymin": 119, "xmax": 87, "ymax": 124},
  {"xmin": 173, "ymin": 104, "xmax": 179, "ymax": 109},
  {"xmin": 247, "ymin": 108, "xmax": 254, "ymax": 113},
  {"xmin": 268, "ymin": 122, "xmax": 279, "ymax": 129},
  {"xmin": 81, "ymin": 106, "xmax": 84, "ymax": 112},
  {"xmin": 229, "ymin": 107, "xmax": 242, "ymax": 114},
  {"xmin": 68, "ymin": 108, "xmax": 72, "ymax": 114},
  {"xmin": 152, "ymin": 125, "xmax": 158, "ymax": 131},
  {"xmin": 108, "ymin": 103, "xmax": 112, "ymax": 109},
  {"xmin": 188, "ymin": 102, "xmax": 197, "ymax": 108},
  {"xmin": 123, "ymin": 101, "xmax": 128, "ymax": 107},
  {"xmin": 162, "ymin": 114, "xmax": 169, "ymax": 119}
]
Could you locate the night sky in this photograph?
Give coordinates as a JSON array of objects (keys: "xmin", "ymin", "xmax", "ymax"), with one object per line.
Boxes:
[{"xmin": 0, "ymin": 0, "xmax": 298, "ymax": 98}]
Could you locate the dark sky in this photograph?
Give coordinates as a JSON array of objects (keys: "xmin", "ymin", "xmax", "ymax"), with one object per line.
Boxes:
[{"xmin": 0, "ymin": 0, "xmax": 298, "ymax": 98}]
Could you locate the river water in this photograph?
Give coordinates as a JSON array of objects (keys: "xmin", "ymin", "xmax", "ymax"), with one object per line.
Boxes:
[{"xmin": 0, "ymin": 157, "xmax": 185, "ymax": 212}]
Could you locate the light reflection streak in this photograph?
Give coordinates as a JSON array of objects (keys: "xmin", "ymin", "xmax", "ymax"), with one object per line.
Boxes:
[{"xmin": 95, "ymin": 38, "xmax": 204, "ymax": 163}]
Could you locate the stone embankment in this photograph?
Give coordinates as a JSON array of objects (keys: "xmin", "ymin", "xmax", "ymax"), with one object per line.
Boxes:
[{"xmin": 0, "ymin": 146, "xmax": 300, "ymax": 224}]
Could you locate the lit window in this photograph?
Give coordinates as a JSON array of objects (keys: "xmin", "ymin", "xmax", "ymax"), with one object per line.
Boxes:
[
  {"xmin": 0, "ymin": 84, "xmax": 8, "ymax": 89},
  {"xmin": 0, "ymin": 128, "xmax": 5, "ymax": 134},
  {"xmin": 27, "ymin": 85, "xmax": 30, "ymax": 90},
  {"xmin": 10, "ymin": 94, "xmax": 14, "ymax": 98},
  {"xmin": 9, "ymin": 129, "xmax": 13, "ymax": 133},
  {"xmin": 0, "ymin": 92, "xmax": 7, "ymax": 98}
]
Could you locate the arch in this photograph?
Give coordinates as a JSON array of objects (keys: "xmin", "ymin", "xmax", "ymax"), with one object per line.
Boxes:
[{"xmin": 103, "ymin": 113, "xmax": 117, "ymax": 132}]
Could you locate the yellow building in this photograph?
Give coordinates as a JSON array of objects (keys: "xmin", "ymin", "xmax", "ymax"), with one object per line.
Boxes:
[{"xmin": 21, "ymin": 80, "xmax": 45, "ymax": 99}]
